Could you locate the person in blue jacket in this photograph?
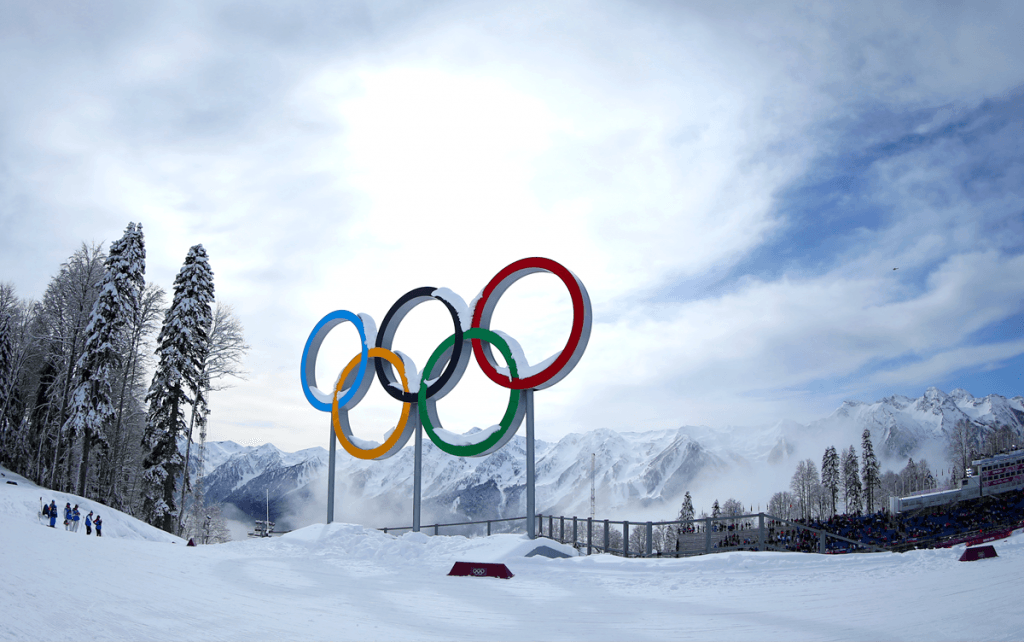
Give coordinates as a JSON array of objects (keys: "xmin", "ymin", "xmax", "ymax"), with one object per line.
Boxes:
[
  {"xmin": 94, "ymin": 515, "xmax": 102, "ymax": 537},
  {"xmin": 48, "ymin": 500, "xmax": 57, "ymax": 528},
  {"xmin": 85, "ymin": 511, "xmax": 93, "ymax": 535},
  {"xmin": 63, "ymin": 503, "xmax": 72, "ymax": 530},
  {"xmin": 71, "ymin": 505, "xmax": 81, "ymax": 532}
]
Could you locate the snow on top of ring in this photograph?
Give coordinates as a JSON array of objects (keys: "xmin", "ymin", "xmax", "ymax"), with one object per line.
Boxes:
[
  {"xmin": 357, "ymin": 312, "xmax": 378, "ymax": 347},
  {"xmin": 491, "ymin": 330, "xmax": 559, "ymax": 380},
  {"xmin": 432, "ymin": 287, "xmax": 473, "ymax": 331},
  {"xmin": 393, "ymin": 350, "xmax": 421, "ymax": 391}
]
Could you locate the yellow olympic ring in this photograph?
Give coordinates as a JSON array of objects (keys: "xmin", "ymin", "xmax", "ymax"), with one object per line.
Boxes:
[{"xmin": 331, "ymin": 347, "xmax": 415, "ymax": 460}]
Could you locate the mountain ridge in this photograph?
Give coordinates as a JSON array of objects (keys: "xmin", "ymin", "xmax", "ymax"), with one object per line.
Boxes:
[{"xmin": 197, "ymin": 388, "xmax": 1024, "ymax": 528}]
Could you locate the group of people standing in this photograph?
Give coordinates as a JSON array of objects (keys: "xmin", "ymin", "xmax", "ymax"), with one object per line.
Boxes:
[{"xmin": 42, "ymin": 499, "xmax": 101, "ymax": 536}]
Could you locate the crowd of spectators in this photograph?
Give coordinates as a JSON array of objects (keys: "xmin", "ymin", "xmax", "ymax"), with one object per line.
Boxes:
[
  {"xmin": 682, "ymin": 488, "xmax": 1024, "ymax": 555},
  {"xmin": 790, "ymin": 487, "xmax": 1024, "ymax": 552},
  {"xmin": 897, "ymin": 488, "xmax": 1024, "ymax": 546}
]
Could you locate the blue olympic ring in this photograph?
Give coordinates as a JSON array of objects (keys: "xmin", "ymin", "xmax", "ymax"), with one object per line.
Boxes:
[{"xmin": 300, "ymin": 310, "xmax": 369, "ymax": 412}]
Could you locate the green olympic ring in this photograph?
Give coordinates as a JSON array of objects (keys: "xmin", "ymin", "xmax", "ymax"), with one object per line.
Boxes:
[{"xmin": 418, "ymin": 327, "xmax": 527, "ymax": 457}]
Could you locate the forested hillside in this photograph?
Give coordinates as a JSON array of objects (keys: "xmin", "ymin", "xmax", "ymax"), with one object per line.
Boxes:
[{"xmin": 0, "ymin": 224, "xmax": 247, "ymax": 541}]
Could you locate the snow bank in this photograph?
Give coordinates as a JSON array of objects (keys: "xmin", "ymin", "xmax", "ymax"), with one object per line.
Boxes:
[
  {"xmin": 279, "ymin": 522, "xmax": 578, "ymax": 566},
  {"xmin": 0, "ymin": 466, "xmax": 184, "ymax": 544},
  {"xmin": 4, "ymin": 464, "xmax": 1024, "ymax": 640}
]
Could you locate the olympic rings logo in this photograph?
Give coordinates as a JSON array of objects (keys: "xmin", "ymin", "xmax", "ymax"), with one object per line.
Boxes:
[{"xmin": 300, "ymin": 257, "xmax": 592, "ymax": 460}]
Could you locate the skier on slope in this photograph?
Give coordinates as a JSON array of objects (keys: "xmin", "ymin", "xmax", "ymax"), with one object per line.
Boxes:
[
  {"xmin": 71, "ymin": 505, "xmax": 81, "ymax": 532},
  {"xmin": 85, "ymin": 511, "xmax": 93, "ymax": 535},
  {"xmin": 48, "ymin": 500, "xmax": 57, "ymax": 528},
  {"xmin": 94, "ymin": 515, "xmax": 102, "ymax": 537},
  {"xmin": 63, "ymin": 503, "xmax": 72, "ymax": 530}
]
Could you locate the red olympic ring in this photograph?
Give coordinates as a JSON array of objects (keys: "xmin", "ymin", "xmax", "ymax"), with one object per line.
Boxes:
[{"xmin": 471, "ymin": 257, "xmax": 592, "ymax": 391}]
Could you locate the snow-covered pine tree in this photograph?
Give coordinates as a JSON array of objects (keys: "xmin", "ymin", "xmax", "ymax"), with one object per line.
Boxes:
[
  {"xmin": 0, "ymin": 283, "xmax": 31, "ymax": 464},
  {"xmin": 141, "ymin": 244, "xmax": 214, "ymax": 533},
  {"xmin": 901, "ymin": 458, "xmax": 917, "ymax": 494},
  {"xmin": 841, "ymin": 445, "xmax": 862, "ymax": 514},
  {"xmin": 678, "ymin": 491, "xmax": 695, "ymax": 522},
  {"xmin": 860, "ymin": 429, "xmax": 880, "ymax": 513},
  {"xmin": 821, "ymin": 446, "xmax": 840, "ymax": 517},
  {"xmin": 64, "ymin": 223, "xmax": 146, "ymax": 497},
  {"xmin": 0, "ymin": 310, "xmax": 13, "ymax": 435},
  {"xmin": 666, "ymin": 490, "xmax": 696, "ymax": 551}
]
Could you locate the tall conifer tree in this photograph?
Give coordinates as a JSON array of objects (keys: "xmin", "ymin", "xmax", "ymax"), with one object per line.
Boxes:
[
  {"xmin": 821, "ymin": 446, "xmax": 840, "ymax": 517},
  {"xmin": 141, "ymin": 244, "xmax": 214, "ymax": 533},
  {"xmin": 678, "ymin": 491, "xmax": 695, "ymax": 523},
  {"xmin": 0, "ymin": 312, "xmax": 13, "ymax": 433},
  {"xmin": 842, "ymin": 445, "xmax": 862, "ymax": 514},
  {"xmin": 65, "ymin": 223, "xmax": 146, "ymax": 496},
  {"xmin": 860, "ymin": 429, "xmax": 880, "ymax": 513}
]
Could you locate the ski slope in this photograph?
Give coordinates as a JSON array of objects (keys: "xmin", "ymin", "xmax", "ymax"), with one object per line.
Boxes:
[{"xmin": 2, "ymin": 466, "xmax": 1022, "ymax": 641}]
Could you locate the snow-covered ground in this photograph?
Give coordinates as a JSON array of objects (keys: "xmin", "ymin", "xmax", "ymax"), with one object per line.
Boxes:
[{"xmin": 2, "ymin": 466, "xmax": 1022, "ymax": 641}]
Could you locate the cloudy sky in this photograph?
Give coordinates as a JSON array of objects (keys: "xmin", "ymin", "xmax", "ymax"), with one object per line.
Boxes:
[{"xmin": 2, "ymin": 1, "xmax": 1023, "ymax": 452}]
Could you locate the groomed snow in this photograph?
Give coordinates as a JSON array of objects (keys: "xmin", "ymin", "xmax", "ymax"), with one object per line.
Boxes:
[{"xmin": 2, "ymin": 466, "xmax": 1023, "ymax": 641}]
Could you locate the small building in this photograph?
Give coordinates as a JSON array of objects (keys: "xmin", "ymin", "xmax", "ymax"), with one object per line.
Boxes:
[{"xmin": 250, "ymin": 519, "xmax": 275, "ymax": 538}]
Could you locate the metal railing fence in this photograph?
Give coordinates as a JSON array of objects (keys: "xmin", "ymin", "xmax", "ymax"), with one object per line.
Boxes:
[
  {"xmin": 381, "ymin": 516, "xmax": 529, "ymax": 538},
  {"xmin": 379, "ymin": 512, "xmax": 888, "ymax": 556}
]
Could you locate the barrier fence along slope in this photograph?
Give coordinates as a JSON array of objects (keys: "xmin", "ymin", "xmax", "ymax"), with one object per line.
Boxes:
[{"xmin": 379, "ymin": 512, "xmax": 890, "ymax": 557}]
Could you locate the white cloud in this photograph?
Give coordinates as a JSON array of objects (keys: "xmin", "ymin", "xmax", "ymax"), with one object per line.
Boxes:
[
  {"xmin": 870, "ymin": 340, "xmax": 1024, "ymax": 388},
  {"xmin": 1, "ymin": 1, "xmax": 1022, "ymax": 451}
]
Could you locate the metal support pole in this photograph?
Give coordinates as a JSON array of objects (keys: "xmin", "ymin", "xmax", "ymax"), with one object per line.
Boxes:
[
  {"xmin": 604, "ymin": 519, "xmax": 610, "ymax": 552},
  {"xmin": 549, "ymin": 515, "xmax": 553, "ymax": 538},
  {"xmin": 705, "ymin": 517, "xmax": 711, "ymax": 554},
  {"xmin": 487, "ymin": 520, "xmax": 491, "ymax": 536},
  {"xmin": 623, "ymin": 521, "xmax": 629, "ymax": 557},
  {"xmin": 758, "ymin": 513, "xmax": 764, "ymax": 551},
  {"xmin": 413, "ymin": 419, "xmax": 422, "ymax": 533},
  {"xmin": 327, "ymin": 421, "xmax": 336, "ymax": 524},
  {"xmin": 819, "ymin": 529, "xmax": 825, "ymax": 554},
  {"xmin": 434, "ymin": 524, "xmax": 439, "ymax": 535},
  {"xmin": 526, "ymin": 388, "xmax": 536, "ymax": 539},
  {"xmin": 560, "ymin": 516, "xmax": 565, "ymax": 542},
  {"xmin": 587, "ymin": 517, "xmax": 592, "ymax": 555},
  {"xmin": 645, "ymin": 522, "xmax": 653, "ymax": 557},
  {"xmin": 572, "ymin": 516, "xmax": 577, "ymax": 545}
]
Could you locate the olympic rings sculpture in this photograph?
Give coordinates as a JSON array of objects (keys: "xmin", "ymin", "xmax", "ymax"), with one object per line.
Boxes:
[{"xmin": 300, "ymin": 257, "xmax": 592, "ymax": 460}]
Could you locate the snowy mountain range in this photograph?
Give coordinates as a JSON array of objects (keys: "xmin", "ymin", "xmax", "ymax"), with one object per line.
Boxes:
[
  {"xmin": 197, "ymin": 388, "xmax": 1024, "ymax": 529},
  {"xmin": 806, "ymin": 388, "xmax": 1024, "ymax": 457}
]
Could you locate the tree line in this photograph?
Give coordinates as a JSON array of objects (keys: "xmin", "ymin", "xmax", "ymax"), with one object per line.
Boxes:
[
  {"xmin": 769, "ymin": 429, "xmax": 940, "ymax": 521},
  {"xmin": 0, "ymin": 223, "xmax": 247, "ymax": 541},
  {"xmin": 608, "ymin": 421, "xmax": 1014, "ymax": 553}
]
